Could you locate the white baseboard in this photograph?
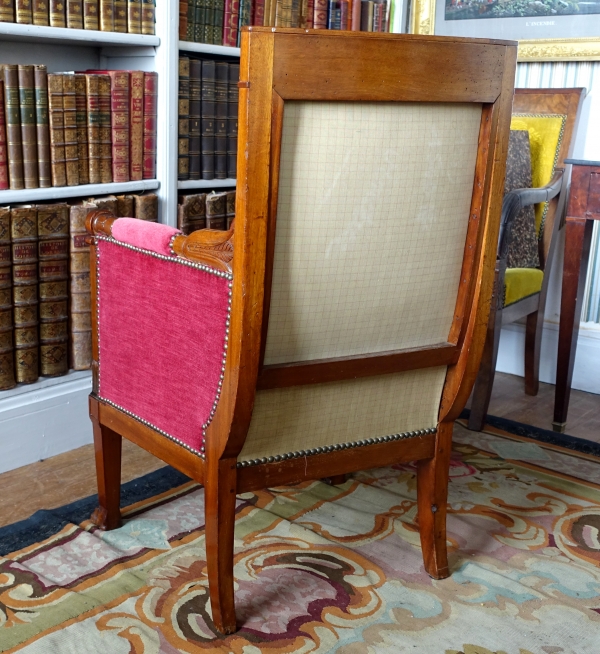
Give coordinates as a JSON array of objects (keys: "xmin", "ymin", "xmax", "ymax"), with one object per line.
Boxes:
[
  {"xmin": 496, "ymin": 320, "xmax": 600, "ymax": 395},
  {"xmin": 0, "ymin": 372, "xmax": 93, "ymax": 475}
]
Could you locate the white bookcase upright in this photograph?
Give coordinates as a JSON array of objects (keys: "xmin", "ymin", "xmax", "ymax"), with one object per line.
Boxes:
[{"xmin": 0, "ymin": 7, "xmax": 241, "ymax": 473}]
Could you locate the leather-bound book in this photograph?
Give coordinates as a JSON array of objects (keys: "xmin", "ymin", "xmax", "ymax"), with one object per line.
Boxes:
[
  {"xmin": 226, "ymin": 189, "xmax": 235, "ymax": 228},
  {"xmin": 189, "ymin": 58, "xmax": 201, "ymax": 180},
  {"xmin": 0, "ymin": 208, "xmax": 15, "ymax": 391},
  {"xmin": 3, "ymin": 65, "xmax": 24, "ymax": 190},
  {"xmin": 67, "ymin": 0, "xmax": 84, "ymax": 27},
  {"xmin": 237, "ymin": 0, "xmax": 250, "ymax": 44},
  {"xmin": 85, "ymin": 74, "xmax": 102, "ymax": 184},
  {"xmin": 201, "ymin": 60, "xmax": 215, "ymax": 180},
  {"xmin": 205, "ymin": 191, "xmax": 227, "ymax": 230},
  {"xmin": 113, "ymin": 0, "xmax": 126, "ymax": 30},
  {"xmin": 127, "ymin": 0, "xmax": 141, "ymax": 32},
  {"xmin": 33, "ymin": 0, "xmax": 50, "ymax": 24},
  {"xmin": 213, "ymin": 0, "xmax": 224, "ymax": 45},
  {"xmin": 84, "ymin": 0, "xmax": 99, "ymax": 28},
  {"xmin": 34, "ymin": 66, "xmax": 51, "ymax": 189},
  {"xmin": 327, "ymin": 0, "xmax": 340, "ymax": 28},
  {"xmin": 313, "ymin": 0, "xmax": 326, "ymax": 27},
  {"xmin": 97, "ymin": 74, "xmax": 112, "ymax": 183},
  {"xmin": 227, "ymin": 62, "xmax": 238, "ymax": 179},
  {"xmin": 215, "ymin": 61, "xmax": 227, "ymax": 179},
  {"xmin": 140, "ymin": 0, "xmax": 153, "ymax": 33},
  {"xmin": 50, "ymin": 0, "xmax": 66, "ymax": 25},
  {"xmin": 179, "ymin": 0, "xmax": 188, "ymax": 39},
  {"xmin": 177, "ymin": 192, "xmax": 206, "ymax": 234},
  {"xmin": 129, "ymin": 70, "xmax": 143, "ymax": 181},
  {"xmin": 62, "ymin": 74, "xmax": 79, "ymax": 187},
  {"xmin": 83, "ymin": 194, "xmax": 118, "ymax": 214},
  {"xmin": 178, "ymin": 56, "xmax": 190, "ymax": 181},
  {"xmin": 0, "ymin": 0, "xmax": 14, "ymax": 22},
  {"xmin": 116, "ymin": 193, "xmax": 134, "ymax": 216},
  {"xmin": 223, "ymin": 0, "xmax": 238, "ymax": 46},
  {"xmin": 195, "ymin": 0, "xmax": 206, "ymax": 43},
  {"xmin": 16, "ymin": 0, "xmax": 32, "ymax": 22},
  {"xmin": 74, "ymin": 74, "xmax": 89, "ymax": 185},
  {"xmin": 18, "ymin": 65, "xmax": 39, "ymax": 190},
  {"xmin": 68, "ymin": 204, "xmax": 92, "ymax": 371},
  {"xmin": 142, "ymin": 71, "xmax": 157, "ymax": 179},
  {"xmin": 134, "ymin": 192, "xmax": 158, "ymax": 221},
  {"xmin": 263, "ymin": 0, "xmax": 271, "ymax": 24},
  {"xmin": 306, "ymin": 0, "xmax": 313, "ymax": 26},
  {"xmin": 253, "ymin": 0, "xmax": 265, "ymax": 25},
  {"xmin": 11, "ymin": 206, "xmax": 39, "ymax": 385},
  {"xmin": 37, "ymin": 203, "xmax": 69, "ymax": 377},
  {"xmin": 0, "ymin": 82, "xmax": 8, "ymax": 190},
  {"xmin": 47, "ymin": 73, "xmax": 66, "ymax": 187},
  {"xmin": 100, "ymin": 0, "xmax": 113, "ymax": 30},
  {"xmin": 185, "ymin": 0, "xmax": 194, "ymax": 41}
]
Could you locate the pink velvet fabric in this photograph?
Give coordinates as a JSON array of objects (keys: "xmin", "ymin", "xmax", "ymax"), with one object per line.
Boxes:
[
  {"xmin": 97, "ymin": 239, "xmax": 230, "ymax": 452},
  {"xmin": 111, "ymin": 218, "xmax": 180, "ymax": 257}
]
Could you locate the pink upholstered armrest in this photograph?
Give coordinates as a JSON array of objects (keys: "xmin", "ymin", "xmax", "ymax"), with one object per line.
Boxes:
[{"xmin": 110, "ymin": 218, "xmax": 181, "ymax": 257}]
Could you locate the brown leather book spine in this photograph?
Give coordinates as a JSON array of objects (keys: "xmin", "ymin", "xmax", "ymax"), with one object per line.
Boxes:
[
  {"xmin": 85, "ymin": 74, "xmax": 101, "ymax": 184},
  {"xmin": 97, "ymin": 74, "xmax": 112, "ymax": 183},
  {"xmin": 83, "ymin": 0, "xmax": 99, "ymax": 29},
  {"xmin": 34, "ymin": 65, "xmax": 51, "ymax": 189},
  {"xmin": 47, "ymin": 73, "xmax": 66, "ymax": 188},
  {"xmin": 178, "ymin": 192, "xmax": 206, "ymax": 234},
  {"xmin": 116, "ymin": 194, "xmax": 134, "ymax": 216},
  {"xmin": 67, "ymin": 0, "xmax": 84, "ymax": 27},
  {"xmin": 201, "ymin": 60, "xmax": 215, "ymax": 180},
  {"xmin": 100, "ymin": 0, "xmax": 113, "ymax": 30},
  {"xmin": 127, "ymin": 0, "xmax": 141, "ymax": 32},
  {"xmin": 37, "ymin": 203, "xmax": 68, "ymax": 377},
  {"xmin": 179, "ymin": 0, "xmax": 188, "ymax": 39},
  {"xmin": 178, "ymin": 56, "xmax": 190, "ymax": 181},
  {"xmin": 140, "ymin": 0, "xmax": 153, "ymax": 34},
  {"xmin": 108, "ymin": 70, "xmax": 129, "ymax": 182},
  {"xmin": 18, "ymin": 65, "xmax": 39, "ymax": 190},
  {"xmin": 62, "ymin": 74, "xmax": 79, "ymax": 187},
  {"xmin": 188, "ymin": 58, "xmax": 201, "ymax": 181},
  {"xmin": 11, "ymin": 206, "xmax": 39, "ymax": 385},
  {"xmin": 69, "ymin": 204, "xmax": 92, "ymax": 369},
  {"xmin": 129, "ymin": 70, "xmax": 143, "ymax": 181},
  {"xmin": 134, "ymin": 192, "xmax": 158, "ymax": 221},
  {"xmin": 50, "ymin": 0, "xmax": 66, "ymax": 25},
  {"xmin": 83, "ymin": 194, "xmax": 118, "ymax": 213},
  {"xmin": 16, "ymin": 0, "xmax": 32, "ymax": 22},
  {"xmin": 0, "ymin": 208, "xmax": 15, "ymax": 391},
  {"xmin": 33, "ymin": 0, "xmax": 50, "ymax": 24},
  {"xmin": 114, "ymin": 0, "xmax": 126, "ymax": 30},
  {"xmin": 215, "ymin": 61, "xmax": 228, "ymax": 180},
  {"xmin": 0, "ymin": 82, "xmax": 9, "ymax": 190},
  {"xmin": 74, "ymin": 74, "xmax": 89, "ymax": 185},
  {"xmin": 205, "ymin": 190, "xmax": 227, "ymax": 230},
  {"xmin": 226, "ymin": 189, "xmax": 235, "ymax": 229},
  {"xmin": 142, "ymin": 71, "xmax": 157, "ymax": 180},
  {"xmin": 227, "ymin": 62, "xmax": 238, "ymax": 179},
  {"xmin": 3, "ymin": 65, "xmax": 24, "ymax": 190},
  {"xmin": 0, "ymin": 0, "xmax": 15, "ymax": 22}
]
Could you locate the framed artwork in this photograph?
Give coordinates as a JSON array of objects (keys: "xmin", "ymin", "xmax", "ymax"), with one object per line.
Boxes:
[{"xmin": 409, "ymin": 0, "xmax": 600, "ymax": 61}]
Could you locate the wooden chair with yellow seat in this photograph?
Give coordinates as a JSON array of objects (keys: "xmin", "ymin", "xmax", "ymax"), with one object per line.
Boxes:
[{"xmin": 467, "ymin": 88, "xmax": 585, "ymax": 431}]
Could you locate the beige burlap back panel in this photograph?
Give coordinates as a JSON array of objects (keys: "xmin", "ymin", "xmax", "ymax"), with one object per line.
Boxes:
[
  {"xmin": 264, "ymin": 101, "xmax": 483, "ymax": 365},
  {"xmin": 240, "ymin": 367, "xmax": 447, "ymax": 461}
]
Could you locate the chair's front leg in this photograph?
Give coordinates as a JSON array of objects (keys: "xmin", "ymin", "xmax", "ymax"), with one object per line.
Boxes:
[
  {"xmin": 205, "ymin": 457, "xmax": 238, "ymax": 635},
  {"xmin": 416, "ymin": 421, "xmax": 452, "ymax": 580}
]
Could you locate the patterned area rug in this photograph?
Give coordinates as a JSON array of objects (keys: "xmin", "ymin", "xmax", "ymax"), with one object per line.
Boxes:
[{"xmin": 1, "ymin": 422, "xmax": 600, "ymax": 653}]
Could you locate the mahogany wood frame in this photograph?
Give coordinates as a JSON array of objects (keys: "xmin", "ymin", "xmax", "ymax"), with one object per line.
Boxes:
[
  {"xmin": 468, "ymin": 88, "xmax": 585, "ymax": 432},
  {"xmin": 87, "ymin": 28, "xmax": 517, "ymax": 635}
]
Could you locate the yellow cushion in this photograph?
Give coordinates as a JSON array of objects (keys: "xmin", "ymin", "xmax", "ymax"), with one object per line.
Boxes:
[
  {"xmin": 504, "ymin": 268, "xmax": 544, "ymax": 307},
  {"xmin": 510, "ymin": 114, "xmax": 566, "ymax": 236}
]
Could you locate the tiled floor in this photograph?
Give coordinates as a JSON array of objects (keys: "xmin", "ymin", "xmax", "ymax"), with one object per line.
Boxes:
[{"xmin": 1, "ymin": 372, "xmax": 598, "ymax": 529}]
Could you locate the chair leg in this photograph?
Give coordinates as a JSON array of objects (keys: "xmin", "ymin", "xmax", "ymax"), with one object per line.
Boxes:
[
  {"xmin": 205, "ymin": 457, "xmax": 237, "ymax": 635},
  {"xmin": 90, "ymin": 419, "xmax": 122, "ymax": 531},
  {"xmin": 524, "ymin": 309, "xmax": 542, "ymax": 396},
  {"xmin": 416, "ymin": 421, "xmax": 452, "ymax": 580},
  {"xmin": 326, "ymin": 474, "xmax": 346, "ymax": 486}
]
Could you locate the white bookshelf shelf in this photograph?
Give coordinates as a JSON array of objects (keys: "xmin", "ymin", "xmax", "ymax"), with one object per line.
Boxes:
[
  {"xmin": 0, "ymin": 180, "xmax": 160, "ymax": 204},
  {"xmin": 178, "ymin": 179, "xmax": 237, "ymax": 190},
  {"xmin": 178, "ymin": 41, "xmax": 240, "ymax": 57},
  {"xmin": 0, "ymin": 370, "xmax": 92, "ymax": 403},
  {"xmin": 0, "ymin": 23, "xmax": 160, "ymax": 47}
]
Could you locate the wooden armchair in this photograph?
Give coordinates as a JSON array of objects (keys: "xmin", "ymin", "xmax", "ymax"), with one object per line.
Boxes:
[
  {"xmin": 468, "ymin": 88, "xmax": 585, "ymax": 431},
  {"xmin": 86, "ymin": 28, "xmax": 516, "ymax": 635}
]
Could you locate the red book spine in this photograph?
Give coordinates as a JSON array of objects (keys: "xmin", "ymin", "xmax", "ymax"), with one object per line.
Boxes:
[
  {"xmin": 313, "ymin": 0, "xmax": 327, "ymax": 28},
  {"xmin": 129, "ymin": 70, "xmax": 144, "ymax": 181},
  {"xmin": 0, "ymin": 82, "xmax": 8, "ymax": 191},
  {"xmin": 306, "ymin": 0, "xmax": 313, "ymax": 27},
  {"xmin": 252, "ymin": 0, "xmax": 264, "ymax": 24},
  {"xmin": 142, "ymin": 71, "xmax": 157, "ymax": 180},
  {"xmin": 223, "ymin": 0, "xmax": 239, "ymax": 46},
  {"xmin": 351, "ymin": 0, "xmax": 360, "ymax": 29}
]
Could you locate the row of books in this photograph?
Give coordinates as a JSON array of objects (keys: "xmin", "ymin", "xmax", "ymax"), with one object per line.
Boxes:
[
  {"xmin": 0, "ymin": 66, "xmax": 158, "ymax": 191},
  {"xmin": 0, "ymin": 0, "xmax": 156, "ymax": 34},
  {"xmin": 178, "ymin": 189, "xmax": 236, "ymax": 234},
  {"xmin": 178, "ymin": 57, "xmax": 239, "ymax": 182},
  {"xmin": 178, "ymin": 0, "xmax": 389, "ymax": 47},
  {"xmin": 0, "ymin": 192, "xmax": 158, "ymax": 391}
]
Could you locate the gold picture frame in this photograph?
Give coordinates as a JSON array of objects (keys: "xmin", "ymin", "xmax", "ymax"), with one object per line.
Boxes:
[{"xmin": 410, "ymin": 0, "xmax": 600, "ymax": 61}]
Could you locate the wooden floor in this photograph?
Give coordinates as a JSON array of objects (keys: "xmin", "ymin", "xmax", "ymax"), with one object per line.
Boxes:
[{"xmin": 1, "ymin": 372, "xmax": 599, "ymax": 530}]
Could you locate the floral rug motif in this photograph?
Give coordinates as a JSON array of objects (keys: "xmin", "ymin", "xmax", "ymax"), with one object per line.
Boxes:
[{"xmin": 1, "ymin": 422, "xmax": 600, "ymax": 653}]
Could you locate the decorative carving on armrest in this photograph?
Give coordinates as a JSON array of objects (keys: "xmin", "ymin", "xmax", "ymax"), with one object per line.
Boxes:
[
  {"xmin": 86, "ymin": 210, "xmax": 118, "ymax": 238},
  {"xmin": 171, "ymin": 224, "xmax": 234, "ymax": 273}
]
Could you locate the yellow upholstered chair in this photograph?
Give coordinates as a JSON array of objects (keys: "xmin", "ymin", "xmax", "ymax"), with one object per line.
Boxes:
[{"xmin": 468, "ymin": 88, "xmax": 585, "ymax": 431}]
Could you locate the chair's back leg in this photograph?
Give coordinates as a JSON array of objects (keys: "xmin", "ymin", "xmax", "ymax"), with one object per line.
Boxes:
[
  {"xmin": 416, "ymin": 420, "xmax": 453, "ymax": 580},
  {"xmin": 205, "ymin": 457, "xmax": 238, "ymax": 635}
]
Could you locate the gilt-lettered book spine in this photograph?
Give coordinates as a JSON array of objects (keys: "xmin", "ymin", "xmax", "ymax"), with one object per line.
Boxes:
[
  {"xmin": 38, "ymin": 203, "xmax": 69, "ymax": 377},
  {"xmin": 33, "ymin": 0, "xmax": 50, "ymax": 24},
  {"xmin": 195, "ymin": 0, "xmax": 205, "ymax": 43},
  {"xmin": 226, "ymin": 189, "xmax": 235, "ymax": 229},
  {"xmin": 50, "ymin": 0, "xmax": 67, "ymax": 26},
  {"xmin": 85, "ymin": 74, "xmax": 102, "ymax": 184},
  {"xmin": 186, "ymin": 0, "xmax": 195, "ymax": 41},
  {"xmin": 62, "ymin": 74, "xmax": 80, "ymax": 186},
  {"xmin": 68, "ymin": 204, "xmax": 92, "ymax": 371},
  {"xmin": 4, "ymin": 65, "xmax": 25, "ymax": 190},
  {"xmin": 142, "ymin": 71, "xmax": 157, "ymax": 180},
  {"xmin": 313, "ymin": 0, "xmax": 326, "ymax": 27},
  {"xmin": 201, "ymin": 60, "xmax": 215, "ymax": 180},
  {"xmin": 179, "ymin": 0, "xmax": 188, "ymax": 39},
  {"xmin": 140, "ymin": 0, "xmax": 154, "ymax": 34},
  {"xmin": 0, "ymin": 0, "xmax": 15, "ymax": 22},
  {"xmin": 189, "ymin": 59, "xmax": 201, "ymax": 181},
  {"xmin": 113, "ymin": 0, "xmax": 126, "ymax": 30},
  {"xmin": 237, "ymin": 0, "xmax": 250, "ymax": 46},
  {"xmin": 213, "ymin": 0, "xmax": 224, "ymax": 45},
  {"xmin": 18, "ymin": 65, "xmax": 39, "ymax": 190},
  {"xmin": 116, "ymin": 194, "xmax": 134, "ymax": 217},
  {"xmin": 223, "ymin": 0, "xmax": 239, "ymax": 46},
  {"xmin": 103, "ymin": 70, "xmax": 130, "ymax": 182},
  {"xmin": 47, "ymin": 73, "xmax": 66, "ymax": 187},
  {"xmin": 16, "ymin": 0, "xmax": 32, "ymax": 23},
  {"xmin": 227, "ymin": 62, "xmax": 238, "ymax": 179},
  {"xmin": 129, "ymin": 70, "xmax": 144, "ymax": 181},
  {"xmin": 0, "ymin": 82, "xmax": 9, "ymax": 190},
  {"xmin": 100, "ymin": 0, "xmax": 114, "ymax": 30},
  {"xmin": 67, "ymin": 0, "xmax": 84, "ymax": 28},
  {"xmin": 0, "ymin": 208, "xmax": 15, "ymax": 391},
  {"xmin": 178, "ymin": 56, "xmax": 190, "ymax": 181},
  {"xmin": 177, "ymin": 193, "xmax": 206, "ymax": 234},
  {"xmin": 97, "ymin": 74, "xmax": 113, "ymax": 183},
  {"xmin": 134, "ymin": 192, "xmax": 158, "ymax": 221},
  {"xmin": 74, "ymin": 74, "xmax": 89, "ymax": 185},
  {"xmin": 34, "ymin": 66, "xmax": 51, "ymax": 188},
  {"xmin": 215, "ymin": 61, "xmax": 228, "ymax": 180},
  {"xmin": 83, "ymin": 0, "xmax": 99, "ymax": 29},
  {"xmin": 253, "ymin": 0, "xmax": 265, "ymax": 26},
  {"xmin": 11, "ymin": 206, "xmax": 39, "ymax": 385},
  {"xmin": 127, "ymin": 0, "xmax": 141, "ymax": 32},
  {"xmin": 205, "ymin": 190, "xmax": 227, "ymax": 230}
]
